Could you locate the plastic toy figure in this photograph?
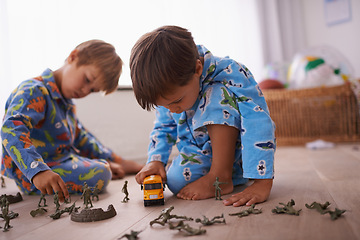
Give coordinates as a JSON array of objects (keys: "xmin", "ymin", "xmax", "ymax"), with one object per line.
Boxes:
[
  {"xmin": 169, "ymin": 220, "xmax": 206, "ymax": 236},
  {"xmin": 305, "ymin": 201, "xmax": 331, "ymax": 214},
  {"xmin": 150, "ymin": 206, "xmax": 193, "ymax": 226},
  {"xmin": 30, "ymin": 207, "xmax": 48, "ymax": 217},
  {"xmin": 121, "ymin": 180, "xmax": 130, "ymax": 203},
  {"xmin": 92, "ymin": 184, "xmax": 100, "ymax": 201},
  {"xmin": 38, "ymin": 193, "xmax": 48, "ymax": 207},
  {"xmin": 195, "ymin": 213, "xmax": 226, "ymax": 225},
  {"xmin": 272, "ymin": 199, "xmax": 302, "ymax": 216},
  {"xmin": 328, "ymin": 208, "xmax": 346, "ymax": 220},
  {"xmin": 118, "ymin": 229, "xmax": 143, "ymax": 240},
  {"xmin": 53, "ymin": 191, "xmax": 60, "ymax": 211},
  {"xmin": 1, "ymin": 176, "xmax": 5, "ymax": 188},
  {"xmin": 50, "ymin": 202, "xmax": 80, "ymax": 220},
  {"xmin": 229, "ymin": 204, "xmax": 262, "ymax": 218},
  {"xmin": 0, "ymin": 195, "xmax": 6, "ymax": 210},
  {"xmin": 81, "ymin": 182, "xmax": 93, "ymax": 208},
  {"xmin": 1, "ymin": 199, "xmax": 12, "ymax": 232},
  {"xmin": 213, "ymin": 177, "xmax": 227, "ymax": 200}
]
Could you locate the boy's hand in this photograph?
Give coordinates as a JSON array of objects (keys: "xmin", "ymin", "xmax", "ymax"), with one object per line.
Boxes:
[
  {"xmin": 223, "ymin": 179, "xmax": 273, "ymax": 207},
  {"xmin": 32, "ymin": 170, "xmax": 69, "ymax": 202},
  {"xmin": 135, "ymin": 161, "xmax": 166, "ymax": 184}
]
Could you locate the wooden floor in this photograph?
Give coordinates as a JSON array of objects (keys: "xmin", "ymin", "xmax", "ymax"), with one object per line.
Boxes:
[{"xmin": 1, "ymin": 143, "xmax": 360, "ymax": 240}]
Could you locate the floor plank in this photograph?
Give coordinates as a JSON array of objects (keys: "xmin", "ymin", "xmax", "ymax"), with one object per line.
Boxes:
[{"xmin": 1, "ymin": 144, "xmax": 359, "ymax": 240}]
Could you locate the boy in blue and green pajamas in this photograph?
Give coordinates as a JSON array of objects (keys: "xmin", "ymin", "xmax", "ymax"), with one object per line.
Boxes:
[
  {"xmin": 1, "ymin": 40, "xmax": 143, "ymax": 200},
  {"xmin": 131, "ymin": 26, "xmax": 276, "ymax": 207}
]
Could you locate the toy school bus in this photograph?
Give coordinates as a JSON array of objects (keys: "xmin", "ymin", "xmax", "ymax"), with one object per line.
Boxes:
[{"xmin": 142, "ymin": 175, "xmax": 165, "ymax": 207}]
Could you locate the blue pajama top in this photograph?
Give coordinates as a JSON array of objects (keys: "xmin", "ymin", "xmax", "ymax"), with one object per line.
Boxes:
[
  {"xmin": 147, "ymin": 45, "xmax": 276, "ymax": 180},
  {"xmin": 1, "ymin": 69, "xmax": 113, "ymax": 182}
]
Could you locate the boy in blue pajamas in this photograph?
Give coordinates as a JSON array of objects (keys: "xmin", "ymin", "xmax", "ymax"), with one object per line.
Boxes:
[
  {"xmin": 131, "ymin": 26, "xmax": 276, "ymax": 207},
  {"xmin": 1, "ymin": 40, "xmax": 143, "ymax": 201}
]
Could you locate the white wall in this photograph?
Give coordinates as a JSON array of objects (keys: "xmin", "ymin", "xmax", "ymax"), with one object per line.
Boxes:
[
  {"xmin": 75, "ymin": 90, "xmax": 155, "ymax": 162},
  {"xmin": 301, "ymin": 0, "xmax": 360, "ymax": 79}
]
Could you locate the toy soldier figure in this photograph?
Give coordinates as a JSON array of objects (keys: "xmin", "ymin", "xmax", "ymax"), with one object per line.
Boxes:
[
  {"xmin": 169, "ymin": 220, "xmax": 206, "ymax": 236},
  {"xmin": 272, "ymin": 199, "xmax": 302, "ymax": 216},
  {"xmin": 38, "ymin": 193, "xmax": 48, "ymax": 207},
  {"xmin": 1, "ymin": 199, "xmax": 12, "ymax": 232},
  {"xmin": 118, "ymin": 229, "xmax": 143, "ymax": 240},
  {"xmin": 195, "ymin": 213, "xmax": 226, "ymax": 225},
  {"xmin": 150, "ymin": 206, "xmax": 193, "ymax": 226},
  {"xmin": 54, "ymin": 191, "xmax": 61, "ymax": 211},
  {"xmin": 229, "ymin": 204, "xmax": 262, "ymax": 218},
  {"xmin": 92, "ymin": 184, "xmax": 100, "ymax": 201},
  {"xmin": 213, "ymin": 177, "xmax": 227, "ymax": 200},
  {"xmin": 81, "ymin": 182, "xmax": 93, "ymax": 208},
  {"xmin": 121, "ymin": 181, "xmax": 130, "ymax": 203},
  {"xmin": 328, "ymin": 208, "xmax": 346, "ymax": 220},
  {"xmin": 305, "ymin": 201, "xmax": 331, "ymax": 214},
  {"xmin": 1, "ymin": 176, "xmax": 5, "ymax": 188}
]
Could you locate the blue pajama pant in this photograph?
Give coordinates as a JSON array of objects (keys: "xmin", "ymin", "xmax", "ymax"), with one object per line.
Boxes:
[
  {"xmin": 165, "ymin": 147, "xmax": 248, "ymax": 194},
  {"xmin": 12, "ymin": 154, "xmax": 111, "ymax": 195}
]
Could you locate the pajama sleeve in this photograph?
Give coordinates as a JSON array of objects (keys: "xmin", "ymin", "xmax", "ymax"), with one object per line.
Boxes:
[
  {"xmin": 1, "ymin": 83, "xmax": 51, "ymax": 181},
  {"xmin": 147, "ymin": 106, "xmax": 178, "ymax": 166},
  {"xmin": 196, "ymin": 60, "xmax": 275, "ymax": 179}
]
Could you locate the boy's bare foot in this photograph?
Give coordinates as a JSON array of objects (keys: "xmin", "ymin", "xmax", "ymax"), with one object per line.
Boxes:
[
  {"xmin": 177, "ymin": 174, "xmax": 233, "ymax": 200},
  {"xmin": 120, "ymin": 159, "xmax": 144, "ymax": 174},
  {"xmin": 110, "ymin": 156, "xmax": 144, "ymax": 179}
]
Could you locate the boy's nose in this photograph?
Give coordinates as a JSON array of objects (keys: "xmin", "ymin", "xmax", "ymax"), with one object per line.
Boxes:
[{"xmin": 81, "ymin": 86, "xmax": 91, "ymax": 95}]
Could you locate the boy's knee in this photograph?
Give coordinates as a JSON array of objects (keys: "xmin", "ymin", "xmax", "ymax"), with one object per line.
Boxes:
[{"xmin": 166, "ymin": 166, "xmax": 189, "ymax": 194}]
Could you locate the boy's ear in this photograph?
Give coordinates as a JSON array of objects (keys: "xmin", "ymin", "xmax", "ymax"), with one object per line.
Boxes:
[
  {"xmin": 67, "ymin": 49, "xmax": 79, "ymax": 63},
  {"xmin": 195, "ymin": 59, "xmax": 203, "ymax": 76}
]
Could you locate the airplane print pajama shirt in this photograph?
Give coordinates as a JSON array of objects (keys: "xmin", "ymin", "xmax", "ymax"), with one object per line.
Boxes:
[{"xmin": 147, "ymin": 45, "xmax": 276, "ymax": 194}]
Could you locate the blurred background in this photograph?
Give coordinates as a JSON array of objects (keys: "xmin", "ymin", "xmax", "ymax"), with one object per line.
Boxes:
[{"xmin": 1, "ymin": 0, "xmax": 359, "ymax": 160}]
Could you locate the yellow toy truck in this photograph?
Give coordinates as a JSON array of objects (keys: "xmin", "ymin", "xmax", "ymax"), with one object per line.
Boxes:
[{"xmin": 142, "ymin": 175, "xmax": 165, "ymax": 207}]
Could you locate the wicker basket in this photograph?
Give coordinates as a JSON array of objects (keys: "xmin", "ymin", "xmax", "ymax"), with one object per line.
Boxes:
[{"xmin": 263, "ymin": 83, "xmax": 360, "ymax": 146}]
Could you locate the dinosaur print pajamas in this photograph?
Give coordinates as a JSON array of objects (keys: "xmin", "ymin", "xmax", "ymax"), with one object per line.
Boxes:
[{"xmin": 1, "ymin": 69, "xmax": 112, "ymax": 194}]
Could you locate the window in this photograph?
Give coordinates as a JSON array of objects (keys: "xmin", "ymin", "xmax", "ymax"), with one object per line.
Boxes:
[{"xmin": 0, "ymin": 0, "xmax": 264, "ymax": 116}]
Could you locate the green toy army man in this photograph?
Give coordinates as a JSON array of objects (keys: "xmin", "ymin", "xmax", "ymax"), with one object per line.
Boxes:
[
  {"xmin": 38, "ymin": 193, "xmax": 48, "ymax": 207},
  {"xmin": 1, "ymin": 176, "xmax": 5, "ymax": 188},
  {"xmin": 1, "ymin": 199, "xmax": 12, "ymax": 232},
  {"xmin": 272, "ymin": 199, "xmax": 301, "ymax": 216},
  {"xmin": 213, "ymin": 177, "xmax": 227, "ymax": 200},
  {"xmin": 328, "ymin": 208, "xmax": 346, "ymax": 220},
  {"xmin": 81, "ymin": 182, "xmax": 93, "ymax": 208},
  {"xmin": 195, "ymin": 213, "xmax": 226, "ymax": 225},
  {"xmin": 30, "ymin": 207, "xmax": 48, "ymax": 217},
  {"xmin": 118, "ymin": 229, "xmax": 143, "ymax": 240},
  {"xmin": 150, "ymin": 206, "xmax": 193, "ymax": 226},
  {"xmin": 92, "ymin": 184, "xmax": 100, "ymax": 201},
  {"xmin": 305, "ymin": 201, "xmax": 331, "ymax": 214},
  {"xmin": 169, "ymin": 220, "xmax": 206, "ymax": 236},
  {"xmin": 121, "ymin": 181, "xmax": 130, "ymax": 203},
  {"xmin": 229, "ymin": 204, "xmax": 262, "ymax": 218},
  {"xmin": 54, "ymin": 191, "xmax": 60, "ymax": 211}
]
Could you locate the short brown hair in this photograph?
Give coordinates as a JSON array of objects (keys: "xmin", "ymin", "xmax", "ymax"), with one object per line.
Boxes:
[
  {"xmin": 130, "ymin": 25, "xmax": 199, "ymax": 110},
  {"xmin": 75, "ymin": 40, "xmax": 123, "ymax": 94}
]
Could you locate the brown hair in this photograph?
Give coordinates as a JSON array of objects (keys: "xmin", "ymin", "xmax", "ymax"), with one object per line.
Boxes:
[
  {"xmin": 75, "ymin": 39, "xmax": 123, "ymax": 94},
  {"xmin": 130, "ymin": 25, "xmax": 199, "ymax": 110}
]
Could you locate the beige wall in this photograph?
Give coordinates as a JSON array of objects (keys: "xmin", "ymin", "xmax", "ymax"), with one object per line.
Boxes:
[{"xmin": 75, "ymin": 90, "xmax": 155, "ymax": 163}]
